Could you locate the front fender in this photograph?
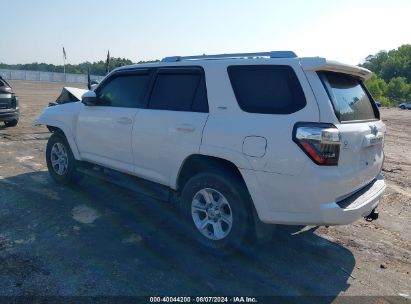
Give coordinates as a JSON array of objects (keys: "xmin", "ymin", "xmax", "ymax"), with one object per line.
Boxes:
[{"xmin": 33, "ymin": 105, "xmax": 81, "ymax": 160}]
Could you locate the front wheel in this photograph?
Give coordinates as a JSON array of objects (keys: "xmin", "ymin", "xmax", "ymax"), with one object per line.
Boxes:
[
  {"xmin": 400, "ymin": 105, "xmax": 406, "ymax": 110},
  {"xmin": 180, "ymin": 170, "xmax": 253, "ymax": 255},
  {"xmin": 46, "ymin": 133, "xmax": 82, "ymax": 185},
  {"xmin": 4, "ymin": 119, "xmax": 18, "ymax": 127}
]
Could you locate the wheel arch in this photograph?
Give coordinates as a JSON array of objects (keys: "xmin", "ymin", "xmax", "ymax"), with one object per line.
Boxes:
[
  {"xmin": 38, "ymin": 120, "xmax": 80, "ymax": 160},
  {"xmin": 176, "ymin": 154, "xmax": 249, "ymax": 195}
]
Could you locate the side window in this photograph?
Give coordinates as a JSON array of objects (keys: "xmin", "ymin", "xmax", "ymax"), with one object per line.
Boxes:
[
  {"xmin": 227, "ymin": 65, "xmax": 306, "ymax": 114},
  {"xmin": 191, "ymin": 77, "xmax": 209, "ymax": 113},
  {"xmin": 148, "ymin": 69, "xmax": 208, "ymax": 112},
  {"xmin": 96, "ymin": 73, "xmax": 150, "ymax": 108}
]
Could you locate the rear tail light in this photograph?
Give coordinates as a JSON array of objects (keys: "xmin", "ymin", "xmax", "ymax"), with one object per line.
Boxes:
[{"xmin": 293, "ymin": 123, "xmax": 341, "ymax": 166}]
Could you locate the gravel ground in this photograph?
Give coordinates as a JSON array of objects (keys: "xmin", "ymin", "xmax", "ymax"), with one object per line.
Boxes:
[{"xmin": 0, "ymin": 81, "xmax": 410, "ymax": 301}]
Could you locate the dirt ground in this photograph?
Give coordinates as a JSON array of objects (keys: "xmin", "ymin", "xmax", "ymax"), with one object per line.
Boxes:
[{"xmin": 0, "ymin": 81, "xmax": 410, "ymax": 301}]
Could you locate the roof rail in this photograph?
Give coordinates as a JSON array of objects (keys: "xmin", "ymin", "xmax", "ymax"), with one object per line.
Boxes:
[{"xmin": 161, "ymin": 51, "xmax": 297, "ymax": 62}]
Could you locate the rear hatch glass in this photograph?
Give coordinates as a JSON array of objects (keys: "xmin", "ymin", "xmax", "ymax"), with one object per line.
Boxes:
[
  {"xmin": 318, "ymin": 71, "xmax": 384, "ymax": 199},
  {"xmin": 319, "ymin": 71, "xmax": 379, "ymax": 122}
]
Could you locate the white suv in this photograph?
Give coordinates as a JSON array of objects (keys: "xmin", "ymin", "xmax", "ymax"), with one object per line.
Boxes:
[{"xmin": 34, "ymin": 51, "xmax": 386, "ymax": 252}]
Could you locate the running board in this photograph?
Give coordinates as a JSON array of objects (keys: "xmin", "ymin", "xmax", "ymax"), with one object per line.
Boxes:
[{"xmin": 77, "ymin": 165, "xmax": 172, "ymax": 202}]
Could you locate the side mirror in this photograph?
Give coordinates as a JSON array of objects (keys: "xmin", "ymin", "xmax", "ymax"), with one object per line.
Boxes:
[{"xmin": 81, "ymin": 90, "xmax": 97, "ymax": 106}]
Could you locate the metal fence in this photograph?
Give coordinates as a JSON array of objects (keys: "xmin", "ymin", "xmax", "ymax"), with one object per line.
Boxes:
[{"xmin": 0, "ymin": 69, "xmax": 105, "ymax": 84}]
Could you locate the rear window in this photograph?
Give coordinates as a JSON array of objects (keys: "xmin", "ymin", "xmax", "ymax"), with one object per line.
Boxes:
[
  {"xmin": 227, "ymin": 65, "xmax": 306, "ymax": 114},
  {"xmin": 319, "ymin": 71, "xmax": 378, "ymax": 122},
  {"xmin": 148, "ymin": 68, "xmax": 208, "ymax": 112},
  {"xmin": 149, "ymin": 73, "xmax": 200, "ymax": 111}
]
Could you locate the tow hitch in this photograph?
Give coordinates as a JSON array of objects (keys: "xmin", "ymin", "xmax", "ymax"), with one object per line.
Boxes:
[{"xmin": 365, "ymin": 208, "xmax": 379, "ymax": 222}]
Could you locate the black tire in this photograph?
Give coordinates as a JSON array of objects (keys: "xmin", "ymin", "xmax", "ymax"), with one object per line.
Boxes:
[
  {"xmin": 180, "ymin": 169, "xmax": 254, "ymax": 255},
  {"xmin": 400, "ymin": 105, "xmax": 406, "ymax": 110},
  {"xmin": 46, "ymin": 133, "xmax": 82, "ymax": 185},
  {"xmin": 4, "ymin": 119, "xmax": 18, "ymax": 127}
]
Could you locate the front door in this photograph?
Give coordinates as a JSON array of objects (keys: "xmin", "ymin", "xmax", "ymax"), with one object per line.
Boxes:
[{"xmin": 77, "ymin": 70, "xmax": 152, "ymax": 173}]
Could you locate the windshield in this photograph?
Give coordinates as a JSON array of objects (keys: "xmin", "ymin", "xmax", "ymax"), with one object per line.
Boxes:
[
  {"xmin": 319, "ymin": 71, "xmax": 378, "ymax": 122},
  {"xmin": 0, "ymin": 76, "xmax": 12, "ymax": 88}
]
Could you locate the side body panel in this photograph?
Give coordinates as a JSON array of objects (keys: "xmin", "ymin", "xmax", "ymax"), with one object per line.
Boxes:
[
  {"xmin": 132, "ymin": 110, "xmax": 208, "ymax": 187},
  {"xmin": 76, "ymin": 104, "xmax": 138, "ymax": 174},
  {"xmin": 200, "ymin": 59, "xmax": 319, "ymax": 176}
]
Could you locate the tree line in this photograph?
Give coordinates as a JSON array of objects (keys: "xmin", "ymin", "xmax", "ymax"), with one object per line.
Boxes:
[
  {"xmin": 362, "ymin": 44, "xmax": 411, "ymax": 106},
  {"xmin": 0, "ymin": 58, "xmax": 159, "ymax": 76},
  {"xmin": 1, "ymin": 45, "xmax": 410, "ymax": 106}
]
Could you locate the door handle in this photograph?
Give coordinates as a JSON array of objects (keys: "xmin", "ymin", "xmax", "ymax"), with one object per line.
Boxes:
[
  {"xmin": 176, "ymin": 124, "xmax": 195, "ymax": 132},
  {"xmin": 116, "ymin": 117, "xmax": 133, "ymax": 125}
]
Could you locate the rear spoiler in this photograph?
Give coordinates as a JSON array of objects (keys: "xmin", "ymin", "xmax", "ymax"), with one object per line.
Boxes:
[{"xmin": 300, "ymin": 57, "xmax": 372, "ymax": 81}]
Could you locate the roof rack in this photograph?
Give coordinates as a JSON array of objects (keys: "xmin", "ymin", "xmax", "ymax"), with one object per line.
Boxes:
[{"xmin": 161, "ymin": 51, "xmax": 297, "ymax": 62}]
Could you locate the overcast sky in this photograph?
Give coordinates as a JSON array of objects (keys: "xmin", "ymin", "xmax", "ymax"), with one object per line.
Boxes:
[{"xmin": 1, "ymin": 0, "xmax": 410, "ymax": 65}]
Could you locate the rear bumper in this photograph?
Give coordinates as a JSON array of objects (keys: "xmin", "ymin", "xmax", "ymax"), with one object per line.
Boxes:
[
  {"xmin": 314, "ymin": 175, "xmax": 385, "ymax": 225},
  {"xmin": 0, "ymin": 110, "xmax": 19, "ymax": 122},
  {"xmin": 240, "ymin": 168, "xmax": 386, "ymax": 226}
]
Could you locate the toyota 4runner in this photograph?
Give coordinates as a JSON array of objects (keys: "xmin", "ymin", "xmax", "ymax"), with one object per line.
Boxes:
[{"xmin": 34, "ymin": 51, "xmax": 386, "ymax": 252}]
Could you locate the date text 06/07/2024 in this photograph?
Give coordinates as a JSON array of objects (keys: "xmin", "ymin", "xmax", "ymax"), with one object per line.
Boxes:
[{"xmin": 149, "ymin": 296, "xmax": 258, "ymax": 303}]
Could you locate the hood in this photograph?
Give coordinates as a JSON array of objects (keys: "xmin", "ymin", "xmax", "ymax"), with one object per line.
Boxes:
[
  {"xmin": 56, "ymin": 87, "xmax": 88, "ymax": 104},
  {"xmin": 0, "ymin": 86, "xmax": 13, "ymax": 94}
]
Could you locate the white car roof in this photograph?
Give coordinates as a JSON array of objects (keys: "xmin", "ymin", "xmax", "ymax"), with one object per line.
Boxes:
[{"xmin": 114, "ymin": 51, "xmax": 372, "ymax": 80}]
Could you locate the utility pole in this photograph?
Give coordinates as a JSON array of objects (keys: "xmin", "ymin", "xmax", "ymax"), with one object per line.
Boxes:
[{"xmin": 63, "ymin": 46, "xmax": 67, "ymax": 82}]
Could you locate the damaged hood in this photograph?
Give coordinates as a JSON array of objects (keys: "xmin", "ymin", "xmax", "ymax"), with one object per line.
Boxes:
[{"xmin": 56, "ymin": 87, "xmax": 88, "ymax": 104}]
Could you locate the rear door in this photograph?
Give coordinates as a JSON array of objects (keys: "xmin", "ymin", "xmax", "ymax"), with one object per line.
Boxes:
[
  {"xmin": 319, "ymin": 71, "xmax": 385, "ymax": 192},
  {"xmin": 131, "ymin": 67, "xmax": 209, "ymax": 187}
]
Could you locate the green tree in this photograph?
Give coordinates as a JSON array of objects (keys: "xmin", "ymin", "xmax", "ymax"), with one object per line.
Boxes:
[
  {"xmin": 361, "ymin": 44, "xmax": 411, "ymax": 106},
  {"xmin": 365, "ymin": 75, "xmax": 387, "ymax": 100},
  {"xmin": 380, "ymin": 44, "xmax": 411, "ymax": 83},
  {"xmin": 361, "ymin": 51, "xmax": 389, "ymax": 77},
  {"xmin": 386, "ymin": 77, "xmax": 411, "ymax": 104}
]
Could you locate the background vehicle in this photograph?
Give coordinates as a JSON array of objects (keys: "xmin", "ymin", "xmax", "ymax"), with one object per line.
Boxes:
[
  {"xmin": 34, "ymin": 51, "xmax": 386, "ymax": 253},
  {"xmin": 0, "ymin": 76, "xmax": 19, "ymax": 127},
  {"xmin": 399, "ymin": 101, "xmax": 411, "ymax": 109}
]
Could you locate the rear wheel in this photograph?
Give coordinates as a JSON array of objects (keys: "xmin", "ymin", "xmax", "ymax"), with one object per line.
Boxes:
[
  {"xmin": 180, "ymin": 170, "xmax": 253, "ymax": 254},
  {"xmin": 4, "ymin": 119, "xmax": 18, "ymax": 127},
  {"xmin": 400, "ymin": 105, "xmax": 406, "ymax": 109},
  {"xmin": 46, "ymin": 133, "xmax": 82, "ymax": 185}
]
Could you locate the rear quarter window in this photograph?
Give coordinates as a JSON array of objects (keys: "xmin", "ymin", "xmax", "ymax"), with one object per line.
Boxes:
[
  {"xmin": 227, "ymin": 65, "xmax": 306, "ymax": 114},
  {"xmin": 319, "ymin": 71, "xmax": 379, "ymax": 122}
]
